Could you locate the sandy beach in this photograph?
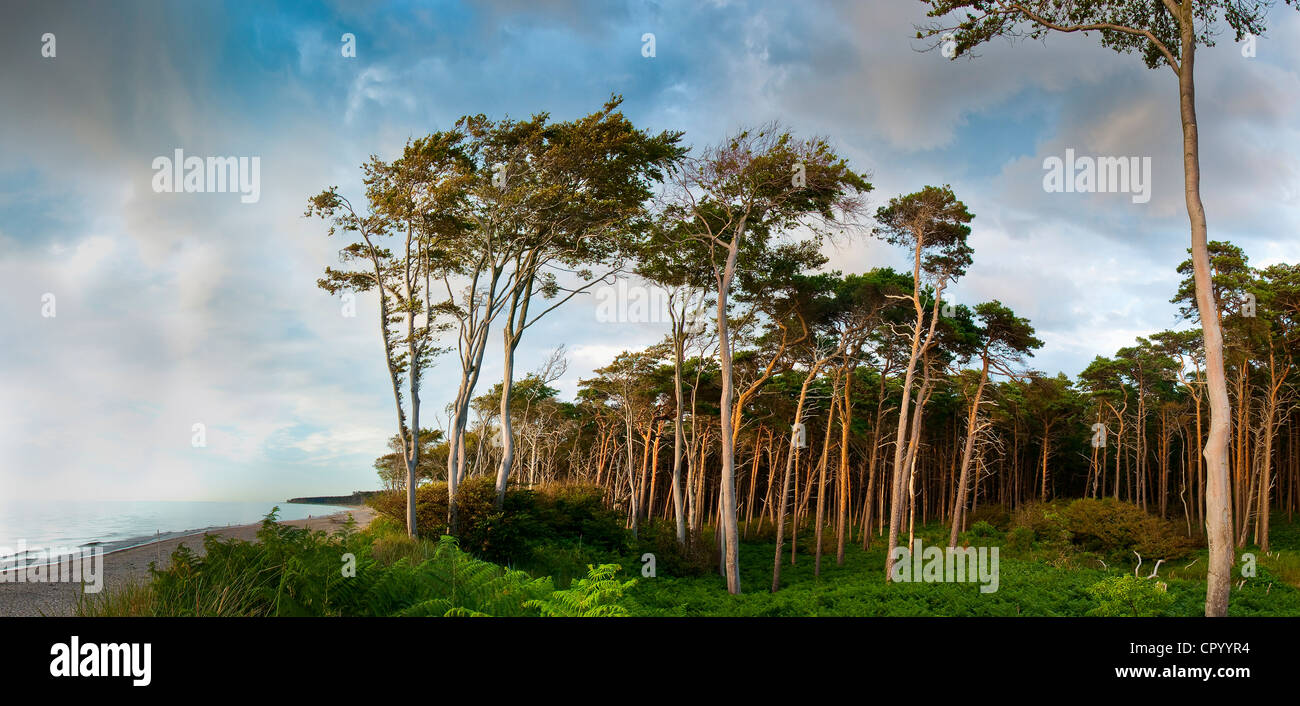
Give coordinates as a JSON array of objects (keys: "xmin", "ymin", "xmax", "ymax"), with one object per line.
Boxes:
[{"xmin": 0, "ymin": 506, "xmax": 374, "ymax": 617}]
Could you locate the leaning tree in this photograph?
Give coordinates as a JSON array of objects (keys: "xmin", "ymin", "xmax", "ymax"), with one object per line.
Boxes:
[{"xmin": 915, "ymin": 0, "xmax": 1299, "ymax": 617}]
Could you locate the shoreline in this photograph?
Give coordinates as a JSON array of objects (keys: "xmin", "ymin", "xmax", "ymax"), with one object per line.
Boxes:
[
  {"xmin": 0, "ymin": 502, "xmax": 358, "ymax": 572},
  {"xmin": 0, "ymin": 506, "xmax": 375, "ymax": 617}
]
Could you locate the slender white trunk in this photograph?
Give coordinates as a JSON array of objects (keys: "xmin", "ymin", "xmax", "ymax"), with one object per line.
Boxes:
[{"xmin": 1177, "ymin": 27, "xmax": 1232, "ymax": 618}]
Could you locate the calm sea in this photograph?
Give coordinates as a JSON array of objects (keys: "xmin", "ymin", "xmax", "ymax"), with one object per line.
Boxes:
[{"xmin": 0, "ymin": 500, "xmax": 351, "ymax": 569}]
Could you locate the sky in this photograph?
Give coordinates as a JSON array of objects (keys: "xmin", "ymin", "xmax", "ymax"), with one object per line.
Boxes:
[{"xmin": 1, "ymin": 0, "xmax": 1298, "ymax": 501}]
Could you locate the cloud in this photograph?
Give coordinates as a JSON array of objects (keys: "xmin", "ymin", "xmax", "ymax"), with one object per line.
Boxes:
[{"xmin": 1, "ymin": 0, "xmax": 1297, "ymax": 500}]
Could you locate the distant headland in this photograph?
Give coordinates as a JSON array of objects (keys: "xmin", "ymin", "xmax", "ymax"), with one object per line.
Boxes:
[{"xmin": 285, "ymin": 491, "xmax": 379, "ymax": 507}]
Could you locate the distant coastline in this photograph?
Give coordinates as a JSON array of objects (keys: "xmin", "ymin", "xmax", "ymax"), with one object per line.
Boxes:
[{"xmin": 285, "ymin": 491, "xmax": 379, "ymax": 507}]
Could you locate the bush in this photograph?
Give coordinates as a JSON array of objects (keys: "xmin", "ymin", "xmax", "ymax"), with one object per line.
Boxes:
[
  {"xmin": 1005, "ymin": 526, "xmax": 1035, "ymax": 554},
  {"xmin": 967, "ymin": 505, "xmax": 1012, "ymax": 531},
  {"xmin": 1087, "ymin": 574, "xmax": 1174, "ymax": 617},
  {"xmin": 367, "ymin": 478, "xmax": 629, "ymax": 565},
  {"xmin": 1012, "ymin": 501, "xmax": 1067, "ymax": 541},
  {"xmin": 965, "ymin": 520, "xmax": 1000, "ymax": 539},
  {"xmin": 1059, "ymin": 498, "xmax": 1198, "ymax": 562},
  {"xmin": 1011, "ymin": 498, "xmax": 1198, "ymax": 562},
  {"xmin": 633, "ymin": 520, "xmax": 717, "ymax": 578}
]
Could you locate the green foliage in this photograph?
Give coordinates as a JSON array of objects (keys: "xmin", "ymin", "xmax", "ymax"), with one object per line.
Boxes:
[
  {"xmin": 1012, "ymin": 501, "xmax": 1067, "ymax": 541},
  {"xmin": 368, "ymin": 478, "xmax": 629, "ymax": 565},
  {"xmin": 97, "ymin": 509, "xmax": 378, "ymax": 617},
  {"xmin": 1059, "ymin": 498, "xmax": 1198, "ymax": 561},
  {"xmin": 1086, "ymin": 575, "xmax": 1174, "ymax": 617},
  {"xmin": 1013, "ymin": 498, "xmax": 1198, "ymax": 562},
  {"xmin": 527, "ymin": 564, "xmax": 636, "ymax": 617},
  {"xmin": 1005, "ymin": 526, "xmax": 1035, "ymax": 554},
  {"xmin": 632, "ymin": 519, "xmax": 717, "ymax": 578},
  {"xmin": 77, "ymin": 509, "xmax": 635, "ymax": 618},
  {"xmin": 363, "ymin": 536, "xmax": 553, "ymax": 617},
  {"xmin": 967, "ymin": 505, "xmax": 1011, "ymax": 531},
  {"xmin": 78, "ymin": 515, "xmax": 1300, "ymax": 618},
  {"xmin": 965, "ymin": 520, "xmax": 999, "ymax": 539}
]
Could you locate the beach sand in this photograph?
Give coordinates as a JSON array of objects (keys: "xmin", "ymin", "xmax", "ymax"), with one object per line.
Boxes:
[{"xmin": 0, "ymin": 506, "xmax": 375, "ymax": 617}]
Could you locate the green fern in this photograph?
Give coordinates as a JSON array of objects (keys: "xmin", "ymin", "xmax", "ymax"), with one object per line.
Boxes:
[{"xmin": 527, "ymin": 564, "xmax": 635, "ymax": 617}]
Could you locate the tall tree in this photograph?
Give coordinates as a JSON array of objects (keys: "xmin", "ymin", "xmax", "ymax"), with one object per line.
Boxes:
[
  {"xmin": 488, "ymin": 97, "xmax": 684, "ymax": 507},
  {"xmin": 873, "ymin": 185, "xmax": 973, "ymax": 580},
  {"xmin": 948, "ymin": 301, "xmax": 1042, "ymax": 546},
  {"xmin": 308, "ymin": 137, "xmax": 458, "ymax": 537},
  {"xmin": 663, "ymin": 125, "xmax": 871, "ymax": 594},
  {"xmin": 916, "ymin": 0, "xmax": 1300, "ymax": 618}
]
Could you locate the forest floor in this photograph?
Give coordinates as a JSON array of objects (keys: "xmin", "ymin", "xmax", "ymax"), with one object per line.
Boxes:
[{"xmin": 619, "ymin": 517, "xmax": 1300, "ymax": 617}]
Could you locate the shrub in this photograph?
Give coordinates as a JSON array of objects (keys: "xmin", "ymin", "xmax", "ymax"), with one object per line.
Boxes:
[
  {"xmin": 967, "ymin": 505, "xmax": 1012, "ymax": 531},
  {"xmin": 965, "ymin": 520, "xmax": 1000, "ymax": 539},
  {"xmin": 1005, "ymin": 526, "xmax": 1035, "ymax": 554},
  {"xmin": 367, "ymin": 478, "xmax": 629, "ymax": 565},
  {"xmin": 1012, "ymin": 501, "xmax": 1067, "ymax": 541},
  {"xmin": 1059, "ymin": 498, "xmax": 1198, "ymax": 562},
  {"xmin": 1087, "ymin": 575, "xmax": 1174, "ymax": 617},
  {"xmin": 1011, "ymin": 498, "xmax": 1197, "ymax": 562},
  {"xmin": 633, "ymin": 520, "xmax": 717, "ymax": 578}
]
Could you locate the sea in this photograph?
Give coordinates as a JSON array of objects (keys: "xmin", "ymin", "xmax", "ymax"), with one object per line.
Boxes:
[{"xmin": 0, "ymin": 500, "xmax": 351, "ymax": 571}]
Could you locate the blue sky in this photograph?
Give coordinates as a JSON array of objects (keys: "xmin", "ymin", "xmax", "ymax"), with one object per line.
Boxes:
[{"xmin": 2, "ymin": 0, "xmax": 1299, "ymax": 501}]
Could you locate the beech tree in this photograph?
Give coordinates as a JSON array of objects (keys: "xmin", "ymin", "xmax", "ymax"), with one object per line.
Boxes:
[
  {"xmin": 486, "ymin": 98, "xmax": 683, "ymax": 508},
  {"xmin": 308, "ymin": 137, "xmax": 459, "ymax": 537},
  {"xmin": 663, "ymin": 125, "xmax": 871, "ymax": 594},
  {"xmin": 916, "ymin": 0, "xmax": 1300, "ymax": 618}
]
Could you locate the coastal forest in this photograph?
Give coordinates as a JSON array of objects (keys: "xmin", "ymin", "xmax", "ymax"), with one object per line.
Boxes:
[{"xmin": 78, "ymin": 0, "xmax": 1300, "ymax": 618}]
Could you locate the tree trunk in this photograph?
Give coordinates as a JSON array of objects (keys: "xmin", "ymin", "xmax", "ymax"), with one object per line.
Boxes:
[
  {"xmin": 949, "ymin": 355, "xmax": 989, "ymax": 547},
  {"xmin": 1178, "ymin": 28, "xmax": 1233, "ymax": 618}
]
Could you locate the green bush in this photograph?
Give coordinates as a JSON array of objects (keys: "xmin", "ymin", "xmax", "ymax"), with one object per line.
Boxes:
[
  {"xmin": 367, "ymin": 478, "xmax": 629, "ymax": 565},
  {"xmin": 967, "ymin": 505, "xmax": 1012, "ymax": 531},
  {"xmin": 1087, "ymin": 574, "xmax": 1174, "ymax": 617},
  {"xmin": 1012, "ymin": 501, "xmax": 1067, "ymax": 541},
  {"xmin": 1059, "ymin": 498, "xmax": 1198, "ymax": 562},
  {"xmin": 632, "ymin": 519, "xmax": 717, "ymax": 578},
  {"xmin": 1005, "ymin": 526, "xmax": 1035, "ymax": 554},
  {"xmin": 965, "ymin": 520, "xmax": 1000, "ymax": 539},
  {"xmin": 1012, "ymin": 498, "xmax": 1198, "ymax": 562}
]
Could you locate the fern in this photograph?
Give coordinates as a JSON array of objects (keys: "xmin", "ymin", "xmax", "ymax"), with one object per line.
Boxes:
[
  {"xmin": 80, "ymin": 513, "xmax": 633, "ymax": 618},
  {"xmin": 527, "ymin": 564, "xmax": 635, "ymax": 617}
]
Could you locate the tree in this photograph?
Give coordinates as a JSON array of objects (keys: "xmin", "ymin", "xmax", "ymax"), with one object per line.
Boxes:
[
  {"xmin": 487, "ymin": 97, "xmax": 684, "ymax": 508},
  {"xmin": 308, "ymin": 136, "xmax": 458, "ymax": 537},
  {"xmin": 873, "ymin": 184, "xmax": 973, "ymax": 580},
  {"xmin": 662, "ymin": 124, "xmax": 871, "ymax": 594},
  {"xmin": 948, "ymin": 301, "xmax": 1042, "ymax": 546},
  {"xmin": 915, "ymin": 0, "xmax": 1300, "ymax": 618},
  {"xmin": 638, "ymin": 218, "xmax": 719, "ymax": 546},
  {"xmin": 374, "ymin": 429, "xmax": 445, "ymax": 490}
]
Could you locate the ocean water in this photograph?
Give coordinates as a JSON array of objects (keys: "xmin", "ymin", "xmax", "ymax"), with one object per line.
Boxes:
[{"xmin": 0, "ymin": 500, "xmax": 351, "ymax": 569}]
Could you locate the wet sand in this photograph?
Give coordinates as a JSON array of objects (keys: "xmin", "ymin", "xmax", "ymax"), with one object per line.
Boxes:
[{"xmin": 0, "ymin": 506, "xmax": 375, "ymax": 617}]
